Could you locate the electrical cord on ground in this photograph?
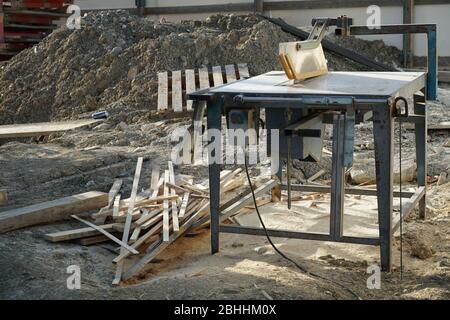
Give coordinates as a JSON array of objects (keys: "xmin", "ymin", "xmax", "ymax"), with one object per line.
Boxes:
[{"xmin": 243, "ymin": 153, "xmax": 361, "ymax": 300}]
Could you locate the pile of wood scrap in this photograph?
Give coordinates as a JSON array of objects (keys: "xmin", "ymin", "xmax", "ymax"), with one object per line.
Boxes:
[
  {"xmin": 44, "ymin": 157, "xmax": 262, "ymax": 284},
  {"xmin": 0, "ymin": 191, "xmax": 108, "ymax": 234}
]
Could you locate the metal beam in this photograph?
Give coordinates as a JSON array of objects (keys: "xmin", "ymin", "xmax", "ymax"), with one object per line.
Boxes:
[
  {"xmin": 220, "ymin": 225, "xmax": 380, "ymax": 246},
  {"xmin": 346, "ymin": 23, "xmax": 437, "ymax": 100},
  {"xmin": 145, "ymin": 3, "xmax": 253, "ymax": 15},
  {"xmin": 142, "ymin": 1, "xmax": 450, "ymax": 15},
  {"xmin": 265, "ymin": 0, "xmax": 450, "ymax": 10},
  {"xmin": 282, "ymin": 184, "xmax": 416, "ymax": 198},
  {"xmin": 136, "ymin": 0, "xmax": 145, "ymax": 15},
  {"xmin": 347, "ymin": 24, "xmax": 436, "ymax": 35},
  {"xmin": 254, "ymin": 0, "xmax": 264, "ymax": 13},
  {"xmin": 403, "ymin": 0, "xmax": 415, "ymax": 68}
]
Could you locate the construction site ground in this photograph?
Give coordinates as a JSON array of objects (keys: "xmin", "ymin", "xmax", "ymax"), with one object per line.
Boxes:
[{"xmin": 1, "ymin": 86, "xmax": 449, "ymax": 300}]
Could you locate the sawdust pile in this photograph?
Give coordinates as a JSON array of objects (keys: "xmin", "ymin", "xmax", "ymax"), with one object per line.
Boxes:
[{"xmin": 0, "ymin": 11, "xmax": 402, "ymax": 125}]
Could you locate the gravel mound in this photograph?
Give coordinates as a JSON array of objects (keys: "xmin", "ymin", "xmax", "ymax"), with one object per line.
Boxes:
[{"xmin": 0, "ymin": 11, "xmax": 402, "ymax": 125}]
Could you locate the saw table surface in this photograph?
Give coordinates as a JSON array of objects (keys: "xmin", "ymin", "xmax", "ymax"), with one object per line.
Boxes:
[{"xmin": 208, "ymin": 71, "xmax": 426, "ymax": 99}]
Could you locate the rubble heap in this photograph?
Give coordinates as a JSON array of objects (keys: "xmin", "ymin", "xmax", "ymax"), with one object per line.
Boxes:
[{"xmin": 0, "ymin": 11, "xmax": 402, "ymax": 125}]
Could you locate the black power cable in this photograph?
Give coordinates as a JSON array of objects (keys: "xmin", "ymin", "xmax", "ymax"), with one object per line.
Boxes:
[{"xmin": 243, "ymin": 153, "xmax": 361, "ymax": 300}]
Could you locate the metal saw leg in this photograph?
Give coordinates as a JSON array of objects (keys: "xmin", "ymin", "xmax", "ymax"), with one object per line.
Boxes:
[
  {"xmin": 414, "ymin": 91, "xmax": 427, "ymax": 219},
  {"xmin": 207, "ymin": 97, "xmax": 223, "ymax": 254},
  {"xmin": 373, "ymin": 103, "xmax": 394, "ymax": 272},
  {"xmin": 330, "ymin": 115, "xmax": 345, "ymax": 240}
]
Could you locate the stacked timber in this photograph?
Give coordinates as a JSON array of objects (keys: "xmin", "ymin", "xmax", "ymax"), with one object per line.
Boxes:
[{"xmin": 42, "ymin": 157, "xmax": 275, "ymax": 284}]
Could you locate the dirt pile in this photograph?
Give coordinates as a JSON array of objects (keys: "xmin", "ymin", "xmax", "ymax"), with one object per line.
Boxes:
[{"xmin": 0, "ymin": 11, "xmax": 402, "ymax": 125}]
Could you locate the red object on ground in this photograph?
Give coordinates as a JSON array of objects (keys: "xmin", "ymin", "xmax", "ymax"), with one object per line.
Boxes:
[{"xmin": 0, "ymin": 0, "xmax": 71, "ymax": 60}]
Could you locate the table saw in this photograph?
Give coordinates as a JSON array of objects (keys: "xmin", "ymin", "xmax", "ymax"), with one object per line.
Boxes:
[
  {"xmin": 189, "ymin": 70, "xmax": 428, "ymax": 272},
  {"xmin": 188, "ymin": 18, "xmax": 435, "ymax": 272}
]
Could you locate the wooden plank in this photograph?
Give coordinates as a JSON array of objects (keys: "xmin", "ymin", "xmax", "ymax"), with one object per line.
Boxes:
[
  {"xmin": 198, "ymin": 67, "xmax": 210, "ymax": 89},
  {"xmin": 122, "ymin": 203, "xmax": 209, "ymax": 280},
  {"xmin": 130, "ymin": 167, "xmax": 162, "ymax": 243},
  {"xmin": 108, "ymin": 179, "xmax": 123, "ymax": 207},
  {"xmin": 100, "ymin": 193, "xmax": 177, "ymax": 217},
  {"xmin": 124, "ymin": 157, "xmax": 144, "ymax": 226},
  {"xmin": 95, "ymin": 178, "xmax": 123, "ymax": 224},
  {"xmin": 112, "ymin": 195, "xmax": 121, "ymax": 220},
  {"xmin": 219, "ymin": 179, "xmax": 277, "ymax": 221},
  {"xmin": 71, "ymin": 215, "xmax": 139, "ymax": 254},
  {"xmin": 178, "ymin": 193, "xmax": 190, "ymax": 218},
  {"xmin": 307, "ymin": 169, "xmax": 326, "ymax": 182},
  {"xmin": 113, "ymin": 201, "xmax": 203, "ymax": 264},
  {"xmin": 166, "ymin": 182, "xmax": 191, "ymax": 195},
  {"xmin": 225, "ymin": 64, "xmax": 237, "ymax": 83},
  {"xmin": 212, "ymin": 65, "xmax": 223, "ymax": 86},
  {"xmin": 152, "ymin": 177, "xmax": 164, "ymax": 198},
  {"xmin": 244, "ymin": 198, "xmax": 271, "ymax": 209},
  {"xmin": 0, "ymin": 119, "xmax": 102, "ymax": 139},
  {"xmin": 77, "ymin": 235, "xmax": 111, "ymax": 246},
  {"xmin": 113, "ymin": 157, "xmax": 143, "ymax": 285},
  {"xmin": 167, "ymin": 161, "xmax": 176, "ymax": 186},
  {"xmin": 220, "ymin": 168, "xmax": 242, "ymax": 188},
  {"xmin": 238, "ymin": 63, "xmax": 250, "ymax": 79},
  {"xmin": 44, "ymin": 224, "xmax": 115, "ymax": 242},
  {"xmin": 163, "ymin": 170, "xmax": 170, "ymax": 242},
  {"xmin": 222, "ymin": 177, "xmax": 245, "ymax": 193},
  {"xmin": 185, "ymin": 69, "xmax": 196, "ymax": 111},
  {"xmin": 150, "ymin": 165, "xmax": 160, "ymax": 194},
  {"xmin": 118, "ymin": 195, "xmax": 178, "ymax": 212},
  {"xmin": 94, "ymin": 206, "xmax": 109, "ymax": 225},
  {"xmin": 157, "ymin": 71, "xmax": 168, "ymax": 112},
  {"xmin": 192, "ymin": 179, "xmax": 277, "ymax": 229},
  {"xmin": 129, "ymin": 208, "xmax": 148, "ymax": 243},
  {"xmin": 136, "ymin": 208, "xmax": 162, "ymax": 226},
  {"xmin": 112, "ymin": 223, "xmax": 130, "ymax": 233},
  {"xmin": 0, "ymin": 190, "xmax": 8, "ymax": 205},
  {"xmin": 113, "ymin": 220, "xmax": 164, "ymax": 264},
  {"xmin": 168, "ymin": 161, "xmax": 179, "ymax": 231},
  {"xmin": 172, "ymin": 70, "xmax": 183, "ymax": 112},
  {"xmin": 0, "ymin": 191, "xmax": 108, "ymax": 234}
]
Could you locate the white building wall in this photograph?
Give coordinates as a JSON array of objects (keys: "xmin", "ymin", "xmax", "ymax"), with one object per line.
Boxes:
[
  {"xmin": 75, "ymin": 0, "xmax": 450, "ymax": 57},
  {"xmin": 74, "ymin": 0, "xmax": 135, "ymax": 10}
]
